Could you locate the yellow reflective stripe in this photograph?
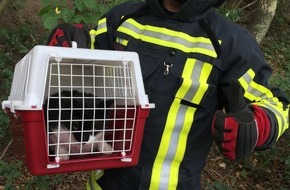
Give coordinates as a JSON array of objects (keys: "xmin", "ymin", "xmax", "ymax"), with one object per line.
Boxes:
[
  {"xmin": 118, "ymin": 27, "xmax": 215, "ymax": 57},
  {"xmin": 239, "ymin": 77, "xmax": 259, "ymax": 101},
  {"xmin": 124, "ymin": 18, "xmax": 212, "ymax": 44},
  {"xmin": 238, "ymin": 69, "xmax": 282, "ymax": 106},
  {"xmin": 176, "ymin": 59, "xmax": 197, "ymax": 98},
  {"xmin": 169, "ymin": 106, "xmax": 196, "ymax": 189},
  {"xmin": 90, "ymin": 18, "xmax": 107, "ymax": 49},
  {"xmin": 188, "ymin": 62, "xmax": 212, "ymax": 104},
  {"xmin": 238, "ymin": 70, "xmax": 282, "ymax": 106},
  {"xmin": 150, "ymin": 59, "xmax": 213, "ymax": 189},
  {"xmin": 176, "ymin": 79, "xmax": 192, "ymax": 98},
  {"xmin": 238, "ymin": 69, "xmax": 289, "ymax": 139},
  {"xmin": 150, "ymin": 99, "xmax": 180, "ymax": 190},
  {"xmin": 117, "ymin": 19, "xmax": 218, "ymax": 57},
  {"xmin": 89, "ymin": 29, "xmax": 96, "ymax": 49},
  {"xmin": 86, "ymin": 170, "xmax": 104, "ymax": 190},
  {"xmin": 96, "ymin": 18, "xmax": 107, "ymax": 36},
  {"xmin": 116, "ymin": 37, "xmax": 128, "ymax": 46},
  {"xmin": 199, "ymin": 63, "xmax": 213, "ymax": 82},
  {"xmin": 253, "ymin": 102, "xmax": 289, "ymax": 138},
  {"xmin": 181, "ymin": 59, "xmax": 197, "ymax": 79}
]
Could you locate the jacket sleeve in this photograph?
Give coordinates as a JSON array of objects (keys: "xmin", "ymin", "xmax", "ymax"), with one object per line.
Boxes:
[
  {"xmin": 89, "ymin": 2, "xmax": 148, "ymax": 50},
  {"xmin": 88, "ymin": 13, "xmax": 117, "ymax": 50},
  {"xmin": 218, "ymin": 26, "xmax": 289, "ymax": 149}
]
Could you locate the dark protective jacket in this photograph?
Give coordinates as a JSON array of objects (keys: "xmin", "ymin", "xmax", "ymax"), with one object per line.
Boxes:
[{"xmin": 87, "ymin": 0, "xmax": 289, "ymax": 189}]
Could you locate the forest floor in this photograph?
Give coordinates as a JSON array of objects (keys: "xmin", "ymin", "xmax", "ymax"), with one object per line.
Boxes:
[{"xmin": 0, "ymin": 0, "xmax": 290, "ymax": 189}]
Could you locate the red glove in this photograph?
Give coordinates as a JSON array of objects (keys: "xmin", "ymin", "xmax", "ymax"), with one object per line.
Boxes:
[
  {"xmin": 47, "ymin": 23, "xmax": 90, "ymax": 48},
  {"xmin": 212, "ymin": 80, "xmax": 271, "ymax": 160}
]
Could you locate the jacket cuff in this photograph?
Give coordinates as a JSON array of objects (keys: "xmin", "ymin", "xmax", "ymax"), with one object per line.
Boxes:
[{"xmin": 253, "ymin": 106, "xmax": 278, "ymax": 150}]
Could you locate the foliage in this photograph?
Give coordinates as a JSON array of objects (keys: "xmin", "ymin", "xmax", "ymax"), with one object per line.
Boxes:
[
  {"xmin": 0, "ymin": 54, "xmax": 13, "ymax": 92},
  {"xmin": 0, "ymin": 0, "xmax": 289, "ymax": 189},
  {"xmin": 217, "ymin": 7, "xmax": 244, "ymax": 22},
  {"xmin": 269, "ymin": 64, "xmax": 290, "ymax": 98},
  {"xmin": 0, "ymin": 22, "xmax": 46, "ymax": 55},
  {"xmin": 0, "ymin": 10, "xmax": 55, "ymax": 189},
  {"xmin": 0, "ymin": 43, "xmax": 13, "ymax": 146},
  {"xmin": 205, "ymin": 181, "xmax": 232, "ymax": 190},
  {"xmin": 0, "ymin": 160, "xmax": 23, "ymax": 190},
  {"xmin": 24, "ymin": 175, "xmax": 63, "ymax": 190},
  {"xmin": 0, "ymin": 160, "xmax": 63, "ymax": 189},
  {"xmin": 0, "ymin": 110, "xmax": 10, "ymax": 145},
  {"xmin": 0, "ymin": 0, "xmax": 26, "ymax": 14},
  {"xmin": 0, "ymin": 21, "xmax": 48, "ymax": 146},
  {"xmin": 39, "ymin": 0, "xmax": 130, "ymax": 30},
  {"xmin": 7, "ymin": 0, "xmax": 26, "ymax": 11},
  {"xmin": 263, "ymin": 0, "xmax": 290, "ymax": 98},
  {"xmin": 267, "ymin": 37, "xmax": 290, "ymax": 97}
]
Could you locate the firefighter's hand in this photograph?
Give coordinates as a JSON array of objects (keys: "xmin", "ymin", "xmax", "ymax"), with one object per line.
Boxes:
[{"xmin": 212, "ymin": 79, "xmax": 258, "ymax": 160}]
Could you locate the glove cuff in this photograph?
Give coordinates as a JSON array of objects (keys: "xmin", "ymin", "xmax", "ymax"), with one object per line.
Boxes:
[{"xmin": 251, "ymin": 105, "xmax": 271, "ymax": 148}]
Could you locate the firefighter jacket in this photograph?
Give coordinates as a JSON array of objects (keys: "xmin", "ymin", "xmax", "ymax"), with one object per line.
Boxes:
[{"xmin": 87, "ymin": 0, "xmax": 290, "ymax": 189}]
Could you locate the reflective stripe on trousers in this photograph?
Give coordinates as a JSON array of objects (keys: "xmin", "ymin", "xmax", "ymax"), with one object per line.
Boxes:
[{"xmin": 86, "ymin": 170, "xmax": 104, "ymax": 190}]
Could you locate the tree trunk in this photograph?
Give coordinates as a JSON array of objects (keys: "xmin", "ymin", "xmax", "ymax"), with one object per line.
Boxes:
[{"xmin": 247, "ymin": 0, "xmax": 277, "ymax": 43}]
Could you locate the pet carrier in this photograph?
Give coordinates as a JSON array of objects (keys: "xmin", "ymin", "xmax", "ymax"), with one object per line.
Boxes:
[{"xmin": 2, "ymin": 45, "xmax": 154, "ymax": 175}]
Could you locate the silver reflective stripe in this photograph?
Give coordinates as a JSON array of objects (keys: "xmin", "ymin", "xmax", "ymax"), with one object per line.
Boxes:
[
  {"xmin": 98, "ymin": 21, "xmax": 106, "ymax": 31},
  {"xmin": 150, "ymin": 58, "xmax": 213, "ymax": 189},
  {"xmin": 254, "ymin": 102, "xmax": 286, "ymax": 137},
  {"xmin": 239, "ymin": 69, "xmax": 288, "ymax": 139},
  {"xmin": 241, "ymin": 72, "xmax": 275, "ymax": 101},
  {"xmin": 118, "ymin": 19, "xmax": 216, "ymax": 55},
  {"xmin": 159, "ymin": 104, "xmax": 188, "ymax": 189},
  {"xmin": 184, "ymin": 60, "xmax": 204, "ymax": 101}
]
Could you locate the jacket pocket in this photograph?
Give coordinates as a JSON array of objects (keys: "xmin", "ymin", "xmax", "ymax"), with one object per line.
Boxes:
[
  {"xmin": 175, "ymin": 80, "xmax": 216, "ymax": 109},
  {"xmin": 138, "ymin": 48, "xmax": 165, "ymax": 79}
]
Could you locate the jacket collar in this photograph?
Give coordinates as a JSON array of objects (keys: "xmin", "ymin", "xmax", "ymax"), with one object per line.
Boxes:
[{"xmin": 147, "ymin": 0, "xmax": 225, "ymax": 21}]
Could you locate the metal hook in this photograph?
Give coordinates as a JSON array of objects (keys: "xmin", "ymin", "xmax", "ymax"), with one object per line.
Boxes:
[{"xmin": 163, "ymin": 62, "xmax": 173, "ymax": 75}]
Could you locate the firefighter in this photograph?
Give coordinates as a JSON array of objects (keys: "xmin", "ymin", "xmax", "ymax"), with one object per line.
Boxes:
[{"xmin": 48, "ymin": 0, "xmax": 289, "ymax": 189}]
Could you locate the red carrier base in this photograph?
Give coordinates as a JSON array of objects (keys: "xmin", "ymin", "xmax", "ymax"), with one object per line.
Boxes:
[{"xmin": 9, "ymin": 106, "xmax": 149, "ymax": 175}]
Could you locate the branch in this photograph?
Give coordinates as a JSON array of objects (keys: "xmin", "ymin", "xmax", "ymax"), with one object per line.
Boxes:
[{"xmin": 0, "ymin": 139, "xmax": 13, "ymax": 160}]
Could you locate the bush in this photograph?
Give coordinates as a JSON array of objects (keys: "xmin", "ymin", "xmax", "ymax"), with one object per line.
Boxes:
[{"xmin": 39, "ymin": 0, "xmax": 130, "ymax": 29}]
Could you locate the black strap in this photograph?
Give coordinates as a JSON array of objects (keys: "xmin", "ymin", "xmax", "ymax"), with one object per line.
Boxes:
[{"xmin": 198, "ymin": 18, "xmax": 222, "ymax": 58}]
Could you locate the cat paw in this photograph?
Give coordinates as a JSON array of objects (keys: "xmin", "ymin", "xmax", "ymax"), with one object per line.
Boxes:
[
  {"xmin": 99, "ymin": 142, "xmax": 113, "ymax": 154},
  {"xmin": 56, "ymin": 155, "xmax": 70, "ymax": 161}
]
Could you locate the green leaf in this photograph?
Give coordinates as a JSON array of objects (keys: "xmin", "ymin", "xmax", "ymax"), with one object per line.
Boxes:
[
  {"xmin": 44, "ymin": 17, "xmax": 59, "ymax": 30},
  {"xmin": 40, "ymin": 0, "xmax": 51, "ymax": 7},
  {"xmin": 38, "ymin": 5, "xmax": 52, "ymax": 16},
  {"xmin": 75, "ymin": 1, "xmax": 86, "ymax": 11},
  {"xmin": 285, "ymin": 158, "xmax": 290, "ymax": 165},
  {"xmin": 83, "ymin": 0, "xmax": 97, "ymax": 8},
  {"xmin": 72, "ymin": 14, "xmax": 83, "ymax": 24},
  {"xmin": 240, "ymin": 169, "xmax": 248, "ymax": 179},
  {"xmin": 39, "ymin": 9, "xmax": 57, "ymax": 24},
  {"xmin": 62, "ymin": 8, "xmax": 75, "ymax": 23}
]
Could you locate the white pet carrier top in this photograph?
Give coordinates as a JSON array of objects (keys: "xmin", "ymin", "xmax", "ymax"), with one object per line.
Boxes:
[{"xmin": 2, "ymin": 45, "xmax": 154, "ymax": 113}]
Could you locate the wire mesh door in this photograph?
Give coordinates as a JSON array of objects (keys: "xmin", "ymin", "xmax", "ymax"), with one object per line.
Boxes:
[{"xmin": 45, "ymin": 60, "xmax": 138, "ymax": 162}]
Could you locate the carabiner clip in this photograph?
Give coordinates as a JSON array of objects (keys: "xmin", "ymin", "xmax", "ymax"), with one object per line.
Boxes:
[{"xmin": 163, "ymin": 62, "xmax": 173, "ymax": 76}]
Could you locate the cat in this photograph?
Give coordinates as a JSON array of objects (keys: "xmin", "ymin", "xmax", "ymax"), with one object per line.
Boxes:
[{"xmin": 44, "ymin": 90, "xmax": 114, "ymax": 161}]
